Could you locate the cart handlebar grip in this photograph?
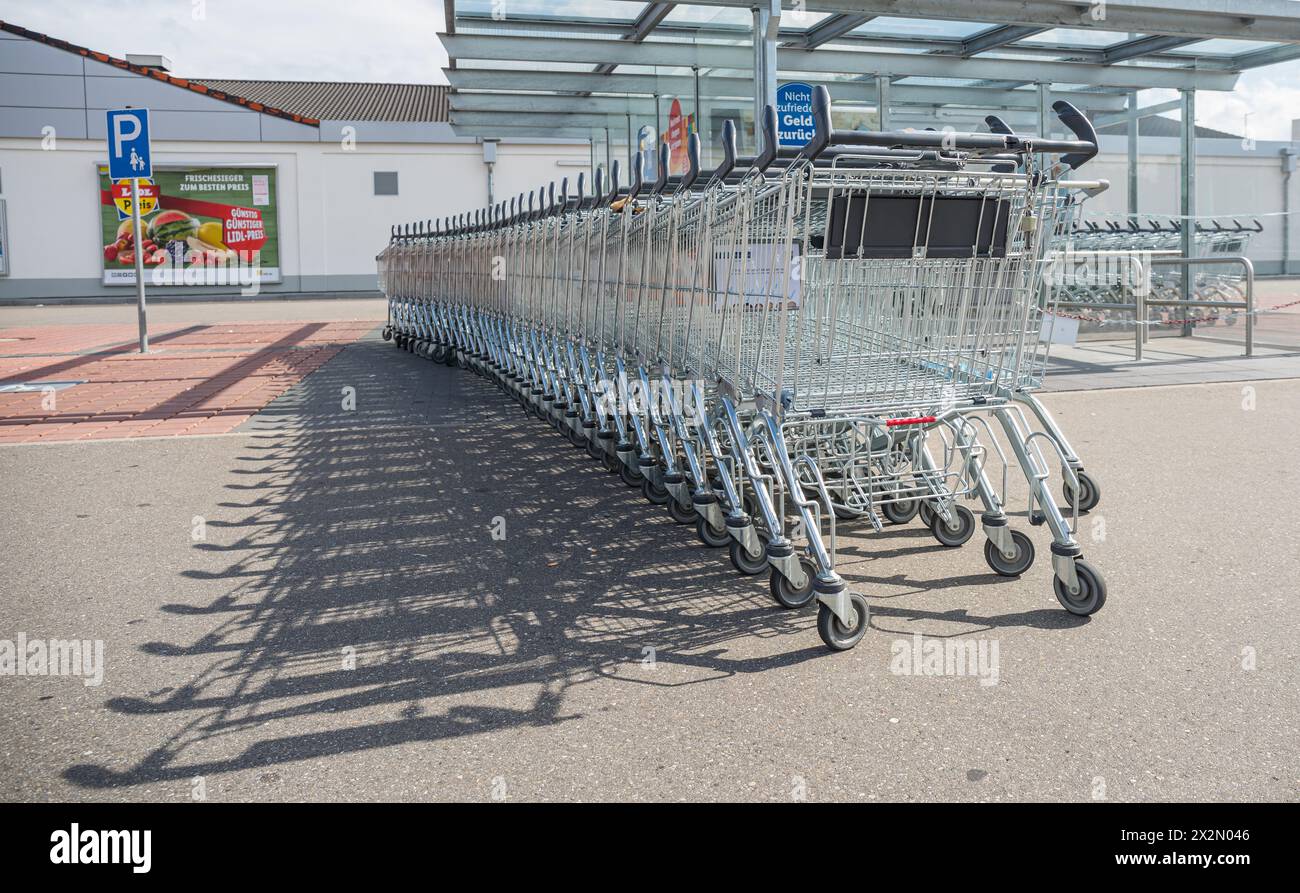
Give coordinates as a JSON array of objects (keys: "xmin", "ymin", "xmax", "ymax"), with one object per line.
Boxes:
[
  {"xmin": 710, "ymin": 119, "xmax": 738, "ymax": 183},
  {"xmin": 800, "ymin": 86, "xmax": 1013, "ymax": 156},
  {"xmin": 985, "ymin": 115, "xmax": 1014, "ymax": 136},
  {"xmin": 653, "ymin": 142, "xmax": 670, "ymax": 195},
  {"xmin": 629, "ymin": 150, "xmax": 644, "ymax": 198},
  {"xmin": 592, "ymin": 167, "xmax": 603, "ymax": 209},
  {"xmin": 608, "ymin": 159, "xmax": 620, "ymax": 203},
  {"xmin": 1051, "ymin": 101, "xmax": 1098, "ymax": 170},
  {"xmin": 676, "ymin": 133, "xmax": 702, "ymax": 192},
  {"xmin": 735, "ymin": 106, "xmax": 779, "ymax": 173},
  {"xmin": 757, "ymin": 105, "xmax": 778, "ymax": 170},
  {"xmin": 984, "ymin": 115, "xmax": 1019, "ymax": 173},
  {"xmin": 802, "ymin": 85, "xmax": 833, "ymax": 161},
  {"xmin": 805, "ymin": 83, "xmax": 1098, "ymax": 165}
]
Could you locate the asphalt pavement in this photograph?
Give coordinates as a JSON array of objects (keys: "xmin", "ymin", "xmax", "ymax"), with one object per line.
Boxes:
[{"xmin": 1, "ymin": 333, "xmax": 1297, "ymax": 801}]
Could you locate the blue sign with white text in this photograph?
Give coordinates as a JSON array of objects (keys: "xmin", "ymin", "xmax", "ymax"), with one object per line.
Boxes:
[
  {"xmin": 105, "ymin": 108, "xmax": 152, "ymax": 181},
  {"xmin": 776, "ymin": 82, "xmax": 815, "ymax": 148}
]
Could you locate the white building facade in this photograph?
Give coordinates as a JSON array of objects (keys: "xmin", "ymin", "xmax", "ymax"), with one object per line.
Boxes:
[{"xmin": 0, "ymin": 23, "xmax": 589, "ymax": 302}]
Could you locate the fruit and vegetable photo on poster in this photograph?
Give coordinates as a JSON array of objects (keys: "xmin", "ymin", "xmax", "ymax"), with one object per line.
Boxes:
[{"xmin": 96, "ymin": 165, "xmax": 281, "ymax": 286}]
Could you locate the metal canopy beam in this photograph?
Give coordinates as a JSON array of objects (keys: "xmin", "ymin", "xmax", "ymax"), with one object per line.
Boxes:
[
  {"xmin": 454, "ymin": 111, "xmax": 647, "ymax": 130},
  {"xmin": 440, "ymin": 33, "xmax": 1241, "ymax": 90},
  {"xmin": 670, "ymin": 0, "xmax": 1300, "ymax": 43},
  {"xmin": 446, "ymin": 72, "xmax": 1129, "ymax": 110},
  {"xmin": 1100, "ymin": 35, "xmax": 1200, "ymax": 64},
  {"xmin": 1092, "ymin": 98, "xmax": 1184, "ymax": 127},
  {"xmin": 448, "ymin": 68, "xmax": 723, "ymax": 97},
  {"xmin": 628, "ymin": 2, "xmax": 674, "ymax": 41},
  {"xmin": 592, "ymin": 2, "xmax": 675, "ymax": 76},
  {"xmin": 453, "ymin": 94, "xmax": 681, "ymax": 115},
  {"xmin": 449, "ymin": 90, "xmax": 1124, "ymax": 116},
  {"xmin": 1231, "ymin": 43, "xmax": 1300, "ymax": 69},
  {"xmin": 450, "ymin": 108, "xmax": 1048, "ymax": 133},
  {"xmin": 453, "ymin": 125, "xmax": 604, "ymax": 140},
  {"xmin": 787, "ymin": 13, "xmax": 875, "ymax": 49},
  {"xmin": 948, "ymin": 25, "xmax": 1047, "ymax": 57},
  {"xmin": 452, "ymin": 12, "xmax": 1252, "ymax": 65},
  {"xmin": 754, "ymin": 0, "xmax": 779, "ymax": 140}
]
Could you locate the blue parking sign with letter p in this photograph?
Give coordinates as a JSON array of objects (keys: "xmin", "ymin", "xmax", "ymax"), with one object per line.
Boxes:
[{"xmin": 106, "ymin": 108, "xmax": 152, "ymax": 181}]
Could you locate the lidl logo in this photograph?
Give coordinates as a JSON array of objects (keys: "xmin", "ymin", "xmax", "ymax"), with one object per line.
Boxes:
[{"xmin": 111, "ymin": 179, "xmax": 158, "ymax": 220}]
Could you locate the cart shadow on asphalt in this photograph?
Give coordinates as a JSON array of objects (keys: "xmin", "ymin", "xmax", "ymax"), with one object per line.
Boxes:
[{"xmin": 63, "ymin": 338, "xmax": 1070, "ymax": 791}]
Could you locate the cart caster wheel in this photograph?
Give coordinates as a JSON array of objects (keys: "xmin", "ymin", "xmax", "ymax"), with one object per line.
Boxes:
[
  {"xmin": 641, "ymin": 476, "xmax": 670, "ymax": 505},
  {"xmin": 666, "ymin": 498, "xmax": 695, "ymax": 525},
  {"xmin": 1063, "ymin": 470, "xmax": 1101, "ymax": 513},
  {"xmin": 431, "ymin": 345, "xmax": 448, "ymax": 364},
  {"xmin": 930, "ymin": 504, "xmax": 975, "ymax": 547},
  {"xmin": 1054, "ymin": 558, "xmax": 1107, "ymax": 616},
  {"xmin": 382, "ymin": 327, "xmax": 393, "ymax": 341},
  {"xmin": 695, "ymin": 517, "xmax": 730, "ymax": 548},
  {"xmin": 603, "ymin": 452, "xmax": 621, "ymax": 474},
  {"xmin": 984, "ymin": 529, "xmax": 1035, "ymax": 577},
  {"xmin": 769, "ymin": 556, "xmax": 818, "ymax": 609},
  {"xmin": 882, "ymin": 498, "xmax": 920, "ymax": 524},
  {"xmin": 586, "ymin": 439, "xmax": 605, "ymax": 462},
  {"xmin": 918, "ymin": 500, "xmax": 936, "ymax": 528},
  {"xmin": 729, "ymin": 539, "xmax": 768, "ymax": 576},
  {"xmin": 619, "ymin": 463, "xmax": 643, "ymax": 488},
  {"xmin": 567, "ymin": 427, "xmax": 586, "ymax": 448},
  {"xmin": 817, "ymin": 592, "xmax": 870, "ymax": 651}
]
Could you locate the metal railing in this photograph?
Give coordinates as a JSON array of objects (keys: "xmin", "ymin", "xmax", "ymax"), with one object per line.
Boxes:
[{"xmin": 1051, "ymin": 253, "xmax": 1254, "ymax": 360}]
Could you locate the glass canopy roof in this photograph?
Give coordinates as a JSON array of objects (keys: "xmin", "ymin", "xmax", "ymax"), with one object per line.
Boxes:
[{"xmin": 444, "ymin": 0, "xmax": 1300, "ymax": 148}]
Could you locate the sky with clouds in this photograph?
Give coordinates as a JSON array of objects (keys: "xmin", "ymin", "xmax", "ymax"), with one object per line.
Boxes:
[{"xmin": 1, "ymin": 0, "xmax": 1296, "ymax": 140}]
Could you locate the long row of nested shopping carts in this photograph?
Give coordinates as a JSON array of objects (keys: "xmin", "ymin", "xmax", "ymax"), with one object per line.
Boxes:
[{"xmin": 378, "ymin": 86, "xmax": 1110, "ymax": 651}]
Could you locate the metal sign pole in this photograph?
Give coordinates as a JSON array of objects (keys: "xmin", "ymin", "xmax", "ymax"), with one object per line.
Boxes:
[{"xmin": 132, "ymin": 177, "xmax": 148, "ymax": 352}]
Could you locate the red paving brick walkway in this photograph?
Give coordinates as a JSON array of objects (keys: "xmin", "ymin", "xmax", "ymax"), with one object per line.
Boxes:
[{"xmin": 0, "ymin": 321, "xmax": 375, "ymax": 443}]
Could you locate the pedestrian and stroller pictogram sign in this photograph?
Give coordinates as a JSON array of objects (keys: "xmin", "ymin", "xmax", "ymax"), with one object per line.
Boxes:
[{"xmin": 105, "ymin": 108, "xmax": 152, "ymax": 181}]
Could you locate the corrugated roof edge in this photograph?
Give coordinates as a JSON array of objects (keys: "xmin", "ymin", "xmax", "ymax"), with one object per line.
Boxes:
[
  {"xmin": 194, "ymin": 79, "xmax": 449, "ymax": 122},
  {"xmin": 0, "ymin": 20, "xmax": 321, "ymax": 127}
]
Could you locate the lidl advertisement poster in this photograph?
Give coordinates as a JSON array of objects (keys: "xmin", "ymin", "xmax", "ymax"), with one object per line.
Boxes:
[{"xmin": 97, "ymin": 165, "xmax": 281, "ymax": 286}]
